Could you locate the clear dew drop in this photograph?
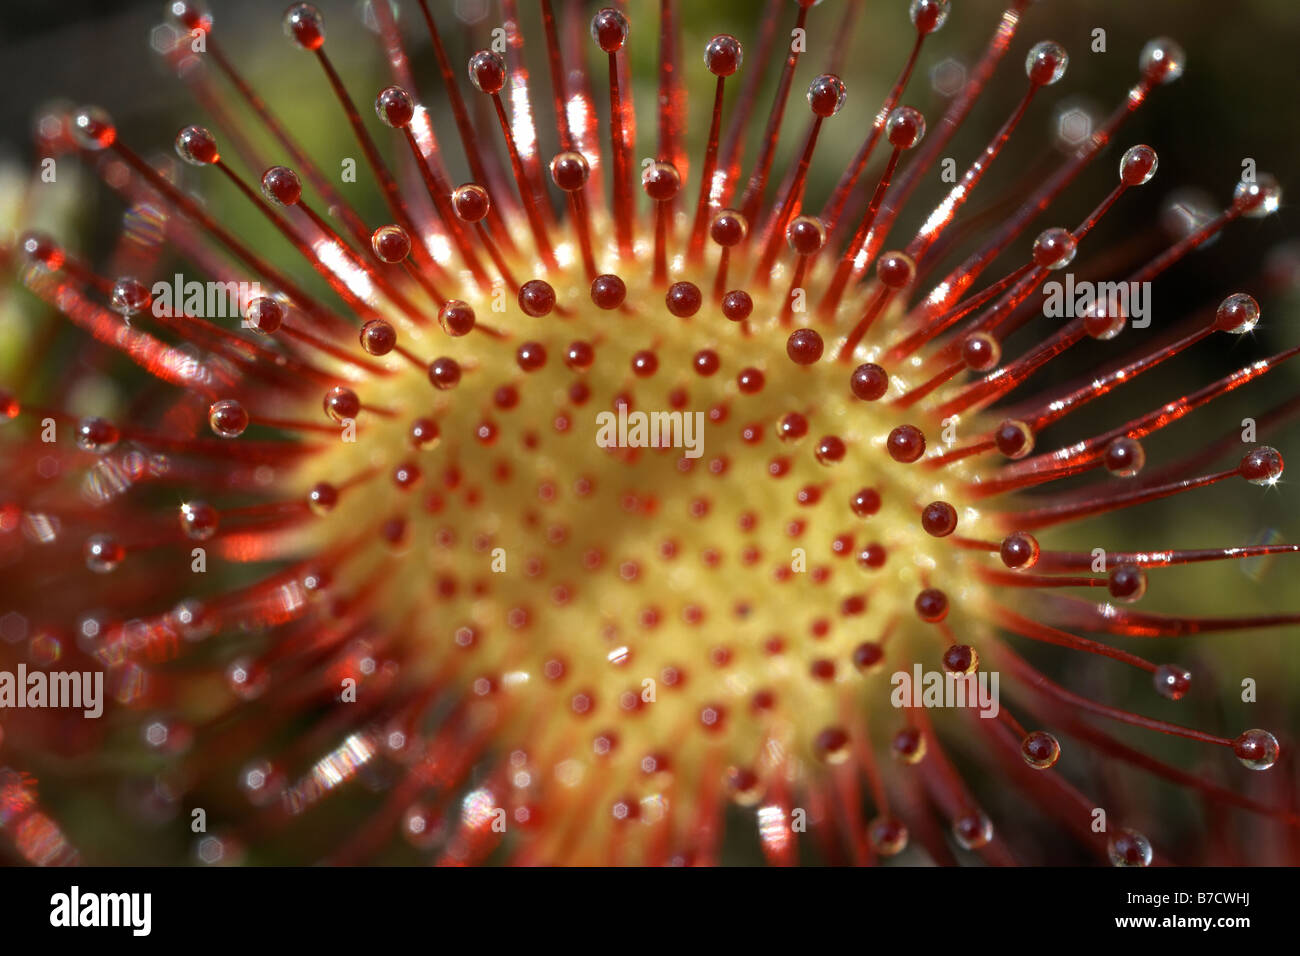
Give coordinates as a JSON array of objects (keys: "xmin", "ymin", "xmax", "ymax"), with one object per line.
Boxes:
[
  {"xmin": 1214, "ymin": 293, "xmax": 1260, "ymax": 334},
  {"xmin": 885, "ymin": 105, "xmax": 926, "ymax": 150},
  {"xmin": 70, "ymin": 105, "xmax": 116, "ymax": 150},
  {"xmin": 1153, "ymin": 664, "xmax": 1191, "ymax": 701},
  {"xmin": 225, "ymin": 657, "xmax": 268, "ymax": 701},
  {"xmin": 1139, "ymin": 37, "xmax": 1185, "ymax": 85},
  {"xmin": 1025, "ymin": 40, "xmax": 1068, "ymax": 86},
  {"xmin": 1233, "ymin": 729, "xmax": 1280, "ymax": 770},
  {"xmin": 110, "ymin": 277, "xmax": 152, "ymax": 317},
  {"xmin": 238, "ymin": 759, "xmax": 284, "ymax": 807},
  {"xmin": 952, "ymin": 810, "xmax": 993, "ymax": 850},
  {"xmin": 1031, "ymin": 227, "xmax": 1076, "ymax": 270},
  {"xmin": 908, "ymin": 0, "xmax": 950, "ymax": 34},
  {"xmin": 866, "ymin": 815, "xmax": 909, "ymax": 856},
  {"xmin": 283, "ymin": 2, "xmax": 326, "ymax": 51},
  {"xmin": 75, "ymin": 417, "xmax": 120, "ymax": 454},
  {"xmin": 1108, "ymin": 828, "xmax": 1153, "ymax": 867},
  {"xmin": 170, "ymin": 599, "xmax": 214, "ymax": 642},
  {"xmin": 1021, "ymin": 730, "xmax": 1061, "ymax": 770},
  {"xmin": 1119, "ymin": 144, "xmax": 1158, "ymax": 186},
  {"xmin": 1104, "ymin": 436, "xmax": 1145, "ymax": 477},
  {"xmin": 806, "ymin": 74, "xmax": 848, "ymax": 117},
  {"xmin": 208, "ymin": 398, "xmax": 249, "ymax": 438},
  {"xmin": 1234, "ymin": 173, "xmax": 1281, "ymax": 219},
  {"xmin": 84, "ymin": 533, "xmax": 125, "ymax": 573}
]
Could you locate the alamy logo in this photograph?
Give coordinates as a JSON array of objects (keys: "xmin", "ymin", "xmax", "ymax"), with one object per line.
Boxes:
[
  {"xmin": 1042, "ymin": 273, "xmax": 1151, "ymax": 328},
  {"xmin": 0, "ymin": 665, "xmax": 104, "ymax": 718},
  {"xmin": 50, "ymin": 886, "xmax": 151, "ymax": 936},
  {"xmin": 151, "ymin": 273, "xmax": 263, "ymax": 320},
  {"xmin": 595, "ymin": 407, "xmax": 705, "ymax": 459},
  {"xmin": 890, "ymin": 664, "xmax": 1000, "ymax": 718}
]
